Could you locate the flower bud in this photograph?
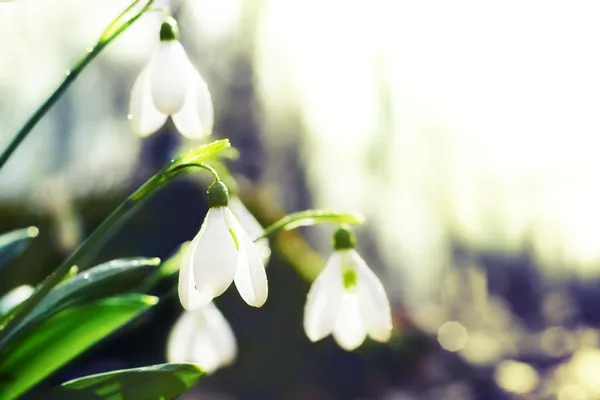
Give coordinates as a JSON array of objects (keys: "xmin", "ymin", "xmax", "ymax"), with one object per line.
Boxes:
[
  {"xmin": 333, "ymin": 225, "xmax": 356, "ymax": 250},
  {"xmin": 207, "ymin": 180, "xmax": 229, "ymax": 208},
  {"xmin": 160, "ymin": 16, "xmax": 179, "ymax": 41}
]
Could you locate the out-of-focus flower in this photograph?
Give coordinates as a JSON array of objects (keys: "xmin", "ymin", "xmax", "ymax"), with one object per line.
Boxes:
[
  {"xmin": 129, "ymin": 16, "xmax": 213, "ymax": 138},
  {"xmin": 167, "ymin": 302, "xmax": 237, "ymax": 374},
  {"xmin": 303, "ymin": 226, "xmax": 392, "ymax": 351},
  {"xmin": 228, "ymin": 196, "xmax": 271, "ymax": 265},
  {"xmin": 178, "ymin": 181, "xmax": 268, "ymax": 310}
]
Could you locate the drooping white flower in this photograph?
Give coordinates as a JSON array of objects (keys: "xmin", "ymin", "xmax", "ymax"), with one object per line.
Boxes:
[
  {"xmin": 167, "ymin": 302, "xmax": 237, "ymax": 374},
  {"xmin": 129, "ymin": 16, "xmax": 214, "ymax": 139},
  {"xmin": 228, "ymin": 196, "xmax": 271, "ymax": 265},
  {"xmin": 304, "ymin": 226, "xmax": 393, "ymax": 351},
  {"xmin": 178, "ymin": 181, "xmax": 268, "ymax": 310}
]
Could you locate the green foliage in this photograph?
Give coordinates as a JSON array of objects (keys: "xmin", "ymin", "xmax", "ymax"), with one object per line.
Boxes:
[
  {"xmin": 100, "ymin": 0, "xmax": 154, "ymax": 43},
  {"xmin": 169, "ymin": 139, "xmax": 231, "ymax": 170},
  {"xmin": 0, "ymin": 294, "xmax": 158, "ymax": 400},
  {"xmin": 0, "ymin": 258, "xmax": 160, "ymax": 348},
  {"xmin": 0, "ymin": 227, "xmax": 38, "ymax": 271},
  {"xmin": 47, "ymin": 363, "xmax": 205, "ymax": 400},
  {"xmin": 137, "ymin": 243, "xmax": 189, "ymax": 293},
  {"xmin": 132, "ymin": 139, "xmax": 231, "ymax": 202},
  {"xmin": 0, "ymin": 287, "xmax": 32, "ymax": 316},
  {"xmin": 257, "ymin": 210, "xmax": 366, "ymax": 240}
]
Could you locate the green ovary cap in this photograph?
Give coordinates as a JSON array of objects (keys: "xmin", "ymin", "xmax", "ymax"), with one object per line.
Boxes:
[
  {"xmin": 207, "ymin": 181, "xmax": 229, "ymax": 208},
  {"xmin": 333, "ymin": 225, "xmax": 356, "ymax": 250},
  {"xmin": 160, "ymin": 17, "xmax": 179, "ymax": 41},
  {"xmin": 342, "ymin": 268, "xmax": 357, "ymax": 290}
]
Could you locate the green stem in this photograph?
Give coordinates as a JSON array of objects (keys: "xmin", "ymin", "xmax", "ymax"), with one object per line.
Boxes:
[
  {"xmin": 255, "ymin": 210, "xmax": 366, "ymax": 241},
  {"xmin": 170, "ymin": 162, "xmax": 220, "ymax": 181},
  {"xmin": 0, "ymin": 0, "xmax": 153, "ymax": 172}
]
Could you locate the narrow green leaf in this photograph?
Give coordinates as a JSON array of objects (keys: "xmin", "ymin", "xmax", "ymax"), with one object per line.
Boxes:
[
  {"xmin": 0, "ymin": 286, "xmax": 35, "ymax": 317},
  {"xmin": 0, "ymin": 257, "xmax": 160, "ymax": 350},
  {"xmin": 100, "ymin": 0, "xmax": 153, "ymax": 42},
  {"xmin": 256, "ymin": 210, "xmax": 366, "ymax": 240},
  {"xmin": 136, "ymin": 244, "xmax": 189, "ymax": 293},
  {"xmin": 158, "ymin": 243, "xmax": 188, "ymax": 278},
  {"xmin": 0, "ymin": 227, "xmax": 38, "ymax": 271},
  {"xmin": 169, "ymin": 139, "xmax": 230, "ymax": 170},
  {"xmin": 0, "ymin": 294, "xmax": 158, "ymax": 400},
  {"xmin": 48, "ymin": 363, "xmax": 205, "ymax": 400}
]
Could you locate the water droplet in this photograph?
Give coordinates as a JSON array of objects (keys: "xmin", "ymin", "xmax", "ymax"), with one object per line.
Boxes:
[
  {"xmin": 65, "ymin": 70, "xmax": 71, "ymax": 76},
  {"xmin": 26, "ymin": 226, "xmax": 39, "ymax": 237},
  {"xmin": 86, "ymin": 47, "xmax": 93, "ymax": 53},
  {"xmin": 127, "ymin": 113, "xmax": 133, "ymax": 120},
  {"xmin": 82, "ymin": 273, "xmax": 90, "ymax": 280}
]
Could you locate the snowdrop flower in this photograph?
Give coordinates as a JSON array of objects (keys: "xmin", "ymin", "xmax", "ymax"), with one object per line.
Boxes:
[
  {"xmin": 228, "ymin": 196, "xmax": 271, "ymax": 265},
  {"xmin": 129, "ymin": 16, "xmax": 214, "ymax": 139},
  {"xmin": 178, "ymin": 180, "xmax": 268, "ymax": 310},
  {"xmin": 167, "ymin": 302, "xmax": 236, "ymax": 374},
  {"xmin": 304, "ymin": 226, "xmax": 393, "ymax": 351}
]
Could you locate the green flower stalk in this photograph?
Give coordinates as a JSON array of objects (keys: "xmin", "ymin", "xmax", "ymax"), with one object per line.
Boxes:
[
  {"xmin": 0, "ymin": 0, "xmax": 155, "ymax": 172},
  {"xmin": 0, "ymin": 140, "xmax": 230, "ymax": 349}
]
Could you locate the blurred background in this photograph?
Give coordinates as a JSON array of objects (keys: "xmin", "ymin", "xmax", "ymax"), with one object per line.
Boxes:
[{"xmin": 2, "ymin": 0, "xmax": 600, "ymax": 399}]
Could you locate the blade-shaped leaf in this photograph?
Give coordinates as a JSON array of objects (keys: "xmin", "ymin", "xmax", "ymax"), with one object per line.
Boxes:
[
  {"xmin": 0, "ymin": 257, "xmax": 160, "ymax": 349},
  {"xmin": 47, "ymin": 363, "xmax": 205, "ymax": 400},
  {"xmin": 0, "ymin": 227, "xmax": 38, "ymax": 271},
  {"xmin": 0, "ymin": 294, "xmax": 158, "ymax": 400},
  {"xmin": 256, "ymin": 210, "xmax": 366, "ymax": 240},
  {"xmin": 136, "ymin": 244, "xmax": 188, "ymax": 293},
  {"xmin": 0, "ymin": 285, "xmax": 35, "ymax": 316},
  {"xmin": 170, "ymin": 139, "xmax": 230, "ymax": 169}
]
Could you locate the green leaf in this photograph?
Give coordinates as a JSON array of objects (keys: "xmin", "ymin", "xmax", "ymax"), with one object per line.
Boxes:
[
  {"xmin": 256, "ymin": 210, "xmax": 366, "ymax": 240},
  {"xmin": 0, "ymin": 286, "xmax": 35, "ymax": 316},
  {"xmin": 169, "ymin": 139, "xmax": 231, "ymax": 170},
  {"xmin": 136, "ymin": 244, "xmax": 188, "ymax": 293},
  {"xmin": 0, "ymin": 257, "xmax": 160, "ymax": 350},
  {"xmin": 48, "ymin": 363, "xmax": 205, "ymax": 400},
  {"xmin": 100, "ymin": 0, "xmax": 153, "ymax": 42},
  {"xmin": 0, "ymin": 227, "xmax": 38, "ymax": 271},
  {"xmin": 0, "ymin": 294, "xmax": 158, "ymax": 400}
]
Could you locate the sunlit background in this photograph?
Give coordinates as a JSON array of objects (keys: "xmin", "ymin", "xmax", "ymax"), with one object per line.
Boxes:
[{"xmin": 3, "ymin": 0, "xmax": 600, "ymax": 399}]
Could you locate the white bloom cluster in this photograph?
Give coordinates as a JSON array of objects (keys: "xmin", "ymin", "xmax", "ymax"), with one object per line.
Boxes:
[{"xmin": 131, "ymin": 14, "xmax": 393, "ymax": 374}]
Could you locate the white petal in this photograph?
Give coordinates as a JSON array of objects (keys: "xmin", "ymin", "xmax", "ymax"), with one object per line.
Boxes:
[
  {"xmin": 172, "ymin": 68, "xmax": 214, "ymax": 139},
  {"xmin": 228, "ymin": 197, "xmax": 271, "ymax": 265},
  {"xmin": 190, "ymin": 329, "xmax": 223, "ymax": 374},
  {"xmin": 332, "ymin": 292, "xmax": 368, "ymax": 351},
  {"xmin": 150, "ymin": 40, "xmax": 191, "ymax": 114},
  {"xmin": 128, "ymin": 59, "xmax": 167, "ymax": 137},
  {"xmin": 203, "ymin": 302, "xmax": 237, "ymax": 366},
  {"xmin": 254, "ymin": 239, "xmax": 272, "ymax": 267},
  {"xmin": 166, "ymin": 310, "xmax": 201, "ymax": 363},
  {"xmin": 228, "ymin": 197, "xmax": 263, "ymax": 239},
  {"xmin": 191, "ymin": 208, "xmax": 239, "ymax": 303},
  {"xmin": 167, "ymin": 309, "xmax": 223, "ymax": 373},
  {"xmin": 226, "ymin": 208, "xmax": 268, "ymax": 307},
  {"xmin": 167, "ymin": 303, "xmax": 237, "ymax": 373},
  {"xmin": 303, "ymin": 253, "xmax": 344, "ymax": 342},
  {"xmin": 178, "ymin": 235, "xmax": 212, "ymax": 310},
  {"xmin": 347, "ymin": 250, "xmax": 393, "ymax": 342}
]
